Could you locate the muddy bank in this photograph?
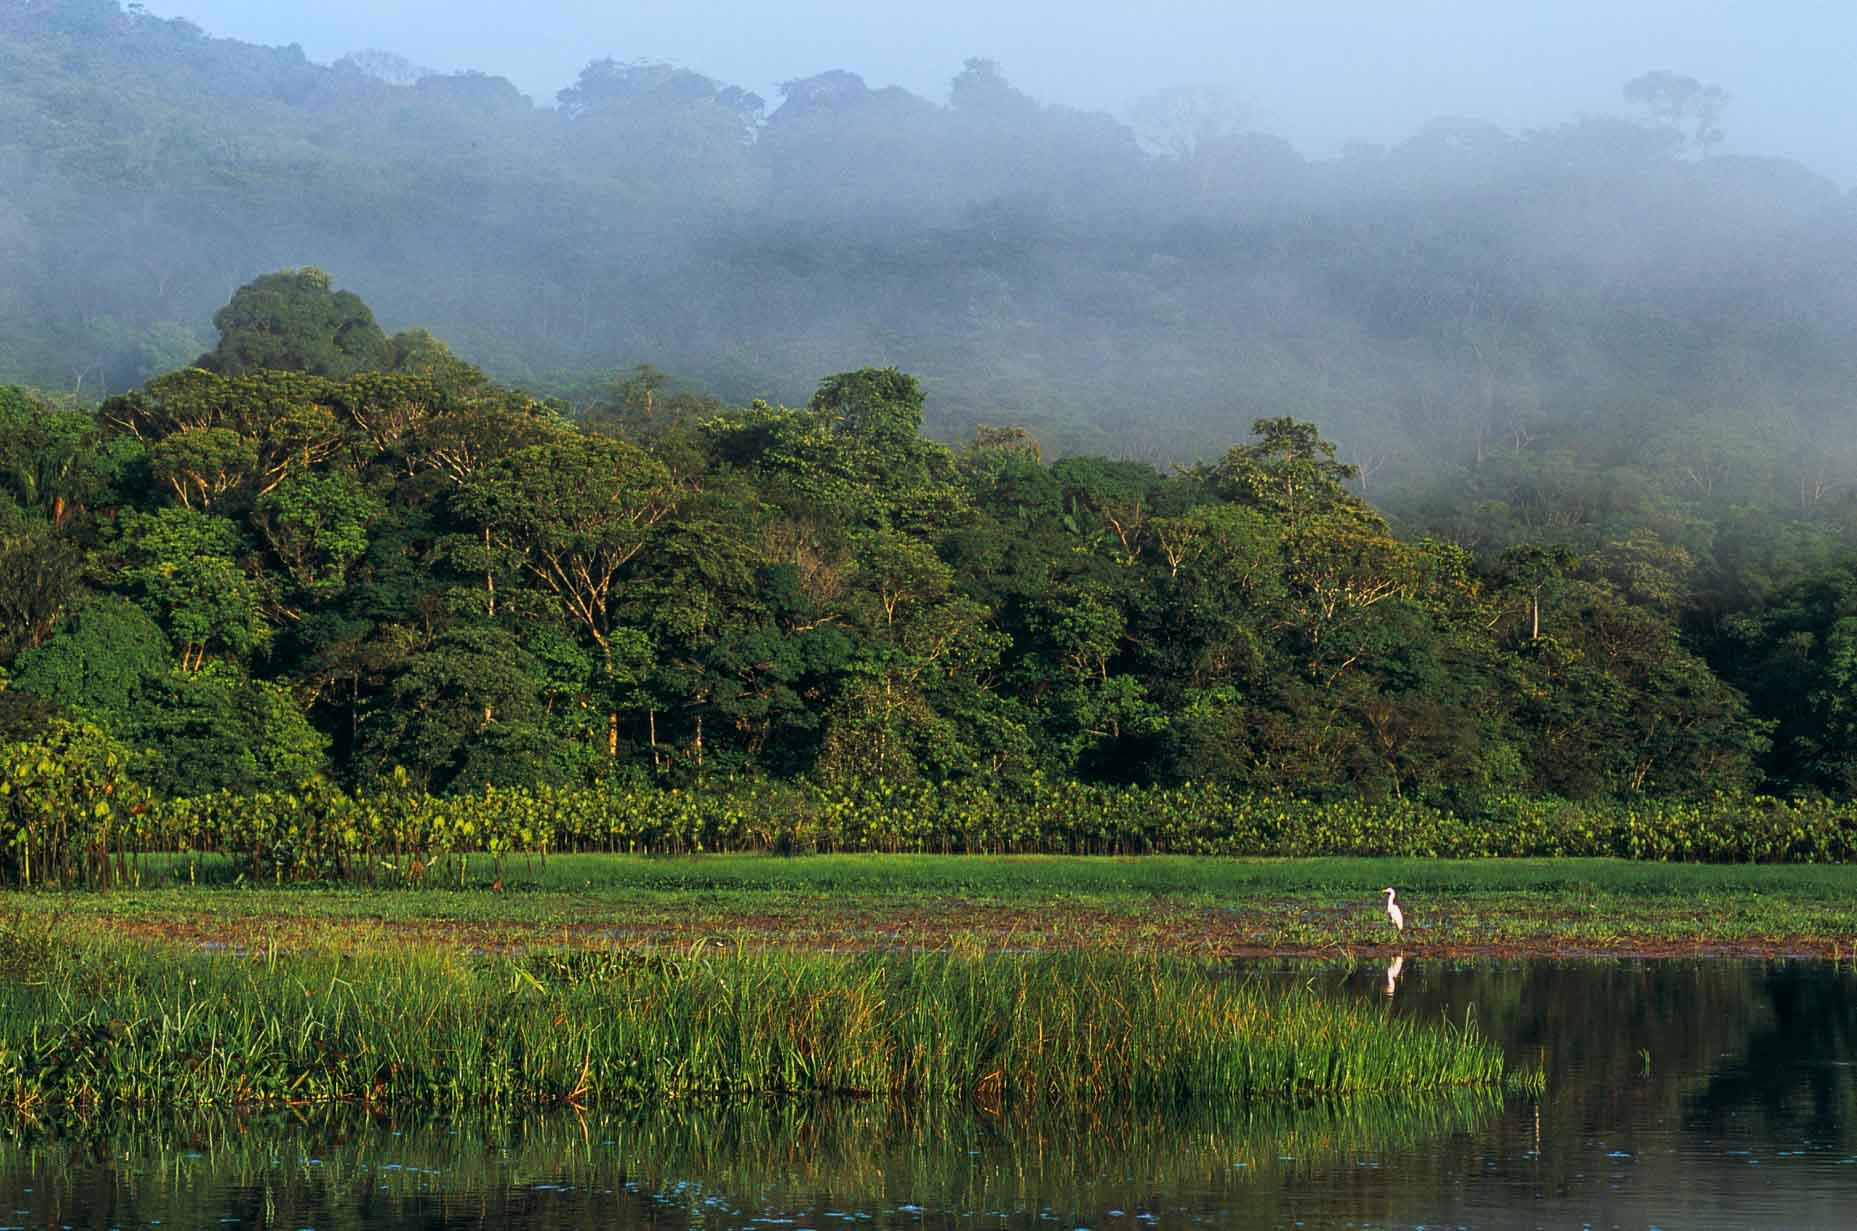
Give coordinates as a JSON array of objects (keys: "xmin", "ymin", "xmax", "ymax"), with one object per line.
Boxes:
[{"xmin": 73, "ymin": 901, "xmax": 1856, "ymax": 962}]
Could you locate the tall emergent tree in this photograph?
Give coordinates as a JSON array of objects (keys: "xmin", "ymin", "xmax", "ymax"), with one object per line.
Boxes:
[{"xmin": 195, "ymin": 267, "xmax": 390, "ymax": 378}]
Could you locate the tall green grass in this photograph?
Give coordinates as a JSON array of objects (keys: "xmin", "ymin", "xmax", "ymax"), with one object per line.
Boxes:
[{"xmin": 0, "ymin": 921, "xmax": 1508, "ymax": 1115}]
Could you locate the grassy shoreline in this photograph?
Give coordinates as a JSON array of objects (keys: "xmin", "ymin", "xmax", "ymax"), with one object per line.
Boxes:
[
  {"xmin": 10, "ymin": 854, "xmax": 1857, "ymax": 959},
  {"xmin": 0, "ymin": 922, "xmax": 1511, "ymax": 1115}
]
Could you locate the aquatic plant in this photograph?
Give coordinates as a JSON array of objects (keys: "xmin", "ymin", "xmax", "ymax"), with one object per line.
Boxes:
[
  {"xmin": 0, "ymin": 923, "xmax": 1508, "ymax": 1114},
  {"xmin": 123, "ymin": 780, "xmax": 1857, "ymax": 886},
  {"xmin": 0, "ymin": 722, "xmax": 149, "ymax": 889}
]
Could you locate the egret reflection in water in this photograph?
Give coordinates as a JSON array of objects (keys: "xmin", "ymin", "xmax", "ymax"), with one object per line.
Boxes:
[{"xmin": 1385, "ymin": 953, "xmax": 1406, "ymax": 998}]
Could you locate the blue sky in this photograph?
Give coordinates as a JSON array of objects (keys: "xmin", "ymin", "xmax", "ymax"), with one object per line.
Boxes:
[{"xmin": 142, "ymin": 0, "xmax": 1857, "ymax": 181}]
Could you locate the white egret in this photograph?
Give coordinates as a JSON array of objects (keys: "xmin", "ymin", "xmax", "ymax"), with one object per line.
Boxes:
[{"xmin": 1381, "ymin": 886, "xmax": 1404, "ymax": 933}]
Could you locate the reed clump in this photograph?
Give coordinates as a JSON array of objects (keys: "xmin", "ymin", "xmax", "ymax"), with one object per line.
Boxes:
[{"xmin": 0, "ymin": 922, "xmax": 1507, "ymax": 1114}]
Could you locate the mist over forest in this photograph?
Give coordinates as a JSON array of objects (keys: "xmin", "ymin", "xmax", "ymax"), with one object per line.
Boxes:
[
  {"xmin": 7, "ymin": 0, "xmax": 1857, "ymax": 813},
  {"xmin": 6, "ymin": 1, "xmax": 1854, "ymax": 481}
]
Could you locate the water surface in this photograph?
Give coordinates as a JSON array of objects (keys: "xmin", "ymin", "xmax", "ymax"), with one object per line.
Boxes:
[{"xmin": 7, "ymin": 959, "xmax": 1857, "ymax": 1229}]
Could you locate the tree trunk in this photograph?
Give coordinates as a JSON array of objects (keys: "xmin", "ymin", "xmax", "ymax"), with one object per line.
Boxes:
[{"xmin": 484, "ymin": 528, "xmax": 496, "ymax": 616}]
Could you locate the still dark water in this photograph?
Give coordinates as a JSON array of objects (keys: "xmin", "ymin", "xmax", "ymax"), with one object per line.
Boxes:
[{"xmin": 8, "ymin": 960, "xmax": 1857, "ymax": 1229}]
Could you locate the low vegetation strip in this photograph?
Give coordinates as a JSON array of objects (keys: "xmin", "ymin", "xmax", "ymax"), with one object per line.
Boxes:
[
  {"xmin": 0, "ymin": 925, "xmax": 1510, "ymax": 1115},
  {"xmin": 12, "ymin": 855, "xmax": 1857, "ymax": 959},
  {"xmin": 10, "ymin": 734, "xmax": 1857, "ymax": 890}
]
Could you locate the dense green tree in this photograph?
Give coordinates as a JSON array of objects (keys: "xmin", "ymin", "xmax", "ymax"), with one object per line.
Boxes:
[
  {"xmin": 381, "ymin": 329, "xmax": 490, "ymax": 390},
  {"xmin": 455, "ymin": 434, "xmax": 673, "ymax": 669},
  {"xmin": 705, "ymin": 369, "xmax": 968, "ymax": 532},
  {"xmin": 135, "ymin": 663, "xmax": 329, "ymax": 794},
  {"xmin": 357, "ymin": 625, "xmax": 559, "ymax": 791},
  {"xmin": 147, "ymin": 427, "xmax": 257, "ymax": 510},
  {"xmin": 0, "ymin": 521, "xmax": 82, "ymax": 662},
  {"xmin": 101, "ymin": 367, "xmax": 349, "ymax": 504},
  {"xmin": 398, "ymin": 392, "xmax": 570, "ymax": 485},
  {"xmin": 1718, "ymin": 564, "xmax": 1857, "ymax": 794},
  {"xmin": 1509, "ymin": 582, "xmax": 1766, "ymax": 797},
  {"xmin": 112, "ymin": 506, "xmax": 270, "ymax": 671},
  {"xmin": 253, "ymin": 471, "xmax": 382, "ymax": 599},
  {"xmin": 7, "ymin": 594, "xmax": 320, "ymax": 792},
  {"xmin": 195, "ymin": 268, "xmax": 391, "ymax": 379},
  {"xmin": 1208, "ymin": 417, "xmax": 1367, "ymax": 531},
  {"xmin": 10, "ymin": 596, "xmax": 172, "ymax": 734},
  {"xmin": 0, "ymin": 386, "xmax": 107, "ymax": 526},
  {"xmin": 1495, "ymin": 543, "xmax": 1580, "ymax": 641}
]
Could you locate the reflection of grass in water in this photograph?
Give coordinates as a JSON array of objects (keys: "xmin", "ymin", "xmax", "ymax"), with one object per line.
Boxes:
[
  {"xmin": 1, "ymin": 1096, "xmax": 1502, "ymax": 1226},
  {"xmin": 0, "ymin": 921, "xmax": 1507, "ymax": 1114}
]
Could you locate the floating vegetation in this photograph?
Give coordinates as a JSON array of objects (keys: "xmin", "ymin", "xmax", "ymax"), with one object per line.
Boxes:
[{"xmin": 0, "ymin": 921, "xmax": 1510, "ymax": 1114}]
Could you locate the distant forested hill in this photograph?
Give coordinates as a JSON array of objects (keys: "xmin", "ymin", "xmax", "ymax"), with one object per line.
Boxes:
[{"xmin": 4, "ymin": 0, "xmax": 1857, "ymax": 533}]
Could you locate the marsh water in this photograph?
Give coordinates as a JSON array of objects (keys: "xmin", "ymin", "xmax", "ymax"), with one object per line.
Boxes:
[{"xmin": 7, "ymin": 959, "xmax": 1857, "ymax": 1229}]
